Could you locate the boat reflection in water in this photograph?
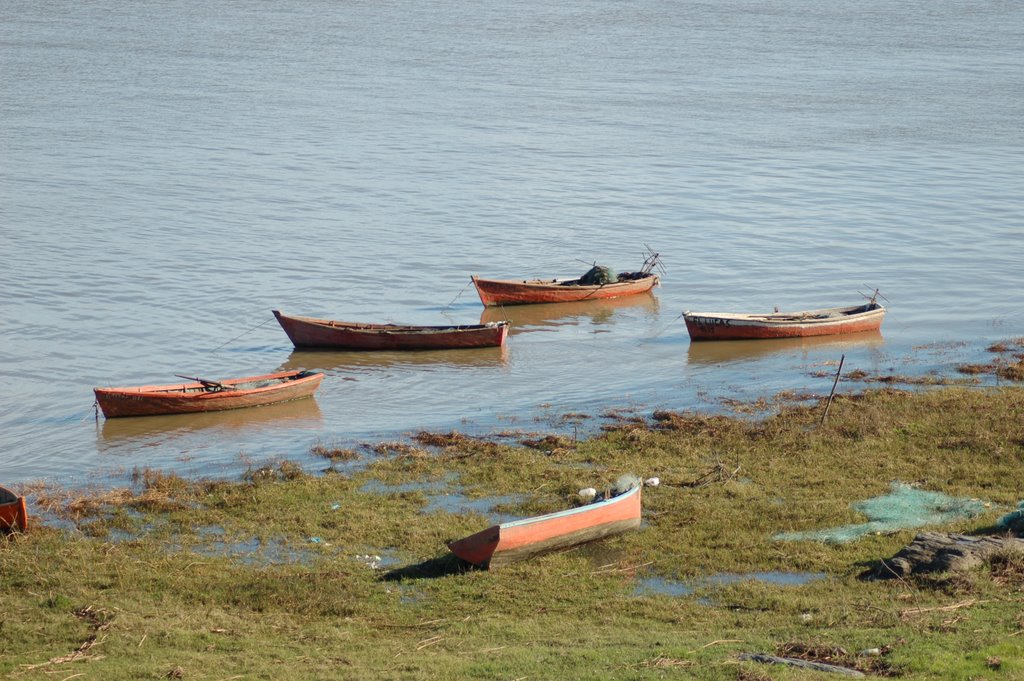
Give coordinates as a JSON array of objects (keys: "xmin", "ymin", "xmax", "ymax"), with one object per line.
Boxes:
[
  {"xmin": 98, "ymin": 395, "xmax": 324, "ymax": 445},
  {"xmin": 479, "ymin": 293, "xmax": 660, "ymax": 336},
  {"xmin": 279, "ymin": 344, "xmax": 509, "ymax": 374},
  {"xmin": 685, "ymin": 330, "xmax": 885, "ymax": 366}
]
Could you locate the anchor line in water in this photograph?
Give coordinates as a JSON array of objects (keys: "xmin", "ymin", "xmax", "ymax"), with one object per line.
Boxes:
[
  {"xmin": 442, "ymin": 279, "xmax": 474, "ymax": 311},
  {"xmin": 640, "ymin": 311, "xmax": 685, "ymax": 344},
  {"xmin": 212, "ymin": 317, "xmax": 276, "ymax": 352},
  {"xmin": 212, "ymin": 286, "xmax": 319, "ymax": 352}
]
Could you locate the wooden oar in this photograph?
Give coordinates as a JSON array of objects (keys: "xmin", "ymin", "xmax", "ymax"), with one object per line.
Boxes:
[{"xmin": 174, "ymin": 374, "xmax": 238, "ymax": 391}]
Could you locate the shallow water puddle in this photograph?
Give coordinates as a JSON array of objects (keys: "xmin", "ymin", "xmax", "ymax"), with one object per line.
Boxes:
[
  {"xmin": 422, "ymin": 493, "xmax": 525, "ymax": 523},
  {"xmin": 360, "ymin": 477, "xmax": 526, "ymax": 522},
  {"xmin": 147, "ymin": 525, "xmax": 313, "ymax": 565},
  {"xmin": 191, "ymin": 531, "xmax": 315, "ymax": 566},
  {"xmin": 360, "ymin": 478, "xmax": 453, "ymax": 495},
  {"xmin": 351, "ymin": 550, "xmax": 403, "ymax": 570},
  {"xmin": 635, "ymin": 571, "xmax": 826, "ymax": 599}
]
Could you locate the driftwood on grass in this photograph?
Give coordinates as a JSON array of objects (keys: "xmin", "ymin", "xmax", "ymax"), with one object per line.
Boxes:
[
  {"xmin": 871, "ymin": 531, "xmax": 1024, "ymax": 578},
  {"xmin": 679, "ymin": 462, "xmax": 740, "ymax": 488},
  {"xmin": 739, "ymin": 653, "xmax": 865, "ymax": 677}
]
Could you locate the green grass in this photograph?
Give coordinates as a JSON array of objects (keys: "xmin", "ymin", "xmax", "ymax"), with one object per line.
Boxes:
[{"xmin": 2, "ymin": 386, "xmax": 1023, "ymax": 679}]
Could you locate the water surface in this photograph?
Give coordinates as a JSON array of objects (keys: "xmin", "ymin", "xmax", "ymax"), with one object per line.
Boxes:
[{"xmin": 2, "ymin": 0, "xmax": 1022, "ymax": 485}]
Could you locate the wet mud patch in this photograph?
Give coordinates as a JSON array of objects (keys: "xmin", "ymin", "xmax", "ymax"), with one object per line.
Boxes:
[
  {"xmin": 412, "ymin": 430, "xmax": 474, "ymax": 448},
  {"xmin": 309, "ymin": 440, "xmax": 359, "ymax": 462},
  {"xmin": 520, "ymin": 434, "xmax": 575, "ymax": 454},
  {"xmin": 957, "ymin": 337, "xmax": 1024, "ymax": 381},
  {"xmin": 829, "ymin": 368, "xmax": 974, "ymax": 386}
]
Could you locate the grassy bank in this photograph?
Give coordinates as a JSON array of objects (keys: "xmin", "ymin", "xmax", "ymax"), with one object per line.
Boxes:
[{"xmin": 2, "ymin": 386, "xmax": 1023, "ymax": 680}]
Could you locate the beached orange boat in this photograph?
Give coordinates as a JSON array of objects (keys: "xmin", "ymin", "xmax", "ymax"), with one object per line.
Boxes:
[
  {"xmin": 0, "ymin": 485, "xmax": 28, "ymax": 533},
  {"xmin": 684, "ymin": 302, "xmax": 886, "ymax": 340},
  {"xmin": 447, "ymin": 480, "xmax": 642, "ymax": 569},
  {"xmin": 273, "ymin": 310, "xmax": 509, "ymax": 350},
  {"xmin": 94, "ymin": 369, "xmax": 324, "ymax": 418}
]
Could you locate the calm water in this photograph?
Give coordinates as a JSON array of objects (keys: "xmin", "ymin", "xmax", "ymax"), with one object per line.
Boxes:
[{"xmin": 2, "ymin": 0, "xmax": 1022, "ymax": 486}]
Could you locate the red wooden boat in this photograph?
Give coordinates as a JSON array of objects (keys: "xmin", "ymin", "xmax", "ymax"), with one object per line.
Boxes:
[
  {"xmin": 0, "ymin": 485, "xmax": 28, "ymax": 533},
  {"xmin": 447, "ymin": 480, "xmax": 642, "ymax": 569},
  {"xmin": 684, "ymin": 302, "xmax": 886, "ymax": 341},
  {"xmin": 471, "ymin": 273, "xmax": 658, "ymax": 307},
  {"xmin": 273, "ymin": 310, "xmax": 509, "ymax": 350},
  {"xmin": 94, "ymin": 369, "xmax": 324, "ymax": 418}
]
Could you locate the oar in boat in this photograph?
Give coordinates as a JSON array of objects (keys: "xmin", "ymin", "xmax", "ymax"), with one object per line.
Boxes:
[{"xmin": 174, "ymin": 374, "xmax": 238, "ymax": 391}]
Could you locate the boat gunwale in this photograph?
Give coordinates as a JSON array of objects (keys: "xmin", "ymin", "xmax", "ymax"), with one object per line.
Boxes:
[
  {"xmin": 684, "ymin": 303, "xmax": 885, "ymax": 325},
  {"xmin": 0, "ymin": 484, "xmax": 21, "ymax": 506},
  {"xmin": 274, "ymin": 311, "xmax": 510, "ymax": 335},
  {"xmin": 498, "ymin": 482, "xmax": 642, "ymax": 530},
  {"xmin": 93, "ymin": 369, "xmax": 324, "ymax": 397},
  {"xmin": 471, "ymin": 273, "xmax": 658, "ymax": 293}
]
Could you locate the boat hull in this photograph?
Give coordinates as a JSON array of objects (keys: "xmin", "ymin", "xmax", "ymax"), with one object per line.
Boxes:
[
  {"xmin": 273, "ymin": 310, "xmax": 509, "ymax": 350},
  {"xmin": 471, "ymin": 274, "xmax": 658, "ymax": 306},
  {"xmin": 94, "ymin": 370, "xmax": 324, "ymax": 418},
  {"xmin": 0, "ymin": 486, "xmax": 28, "ymax": 533},
  {"xmin": 447, "ymin": 483, "xmax": 641, "ymax": 569},
  {"xmin": 684, "ymin": 304, "xmax": 886, "ymax": 340}
]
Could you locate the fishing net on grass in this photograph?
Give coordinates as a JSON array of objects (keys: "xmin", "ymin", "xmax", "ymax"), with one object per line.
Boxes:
[
  {"xmin": 773, "ymin": 482, "xmax": 987, "ymax": 544},
  {"xmin": 997, "ymin": 502, "xmax": 1024, "ymax": 535}
]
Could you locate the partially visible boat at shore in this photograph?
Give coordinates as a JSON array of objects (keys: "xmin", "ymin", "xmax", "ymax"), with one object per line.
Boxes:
[
  {"xmin": 0, "ymin": 485, "xmax": 28, "ymax": 533},
  {"xmin": 447, "ymin": 477, "xmax": 642, "ymax": 569},
  {"xmin": 94, "ymin": 369, "xmax": 324, "ymax": 418},
  {"xmin": 273, "ymin": 310, "xmax": 509, "ymax": 350}
]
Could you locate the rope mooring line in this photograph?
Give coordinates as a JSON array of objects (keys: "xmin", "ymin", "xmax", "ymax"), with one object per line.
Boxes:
[
  {"xmin": 640, "ymin": 311, "xmax": 685, "ymax": 344},
  {"xmin": 212, "ymin": 317, "xmax": 276, "ymax": 352},
  {"xmin": 442, "ymin": 279, "xmax": 474, "ymax": 311}
]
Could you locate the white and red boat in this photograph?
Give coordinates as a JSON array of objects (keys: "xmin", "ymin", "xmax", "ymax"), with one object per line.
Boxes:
[{"xmin": 684, "ymin": 301, "xmax": 886, "ymax": 341}]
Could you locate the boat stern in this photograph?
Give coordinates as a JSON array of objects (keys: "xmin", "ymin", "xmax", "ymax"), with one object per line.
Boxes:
[{"xmin": 447, "ymin": 524, "xmax": 501, "ymax": 567}]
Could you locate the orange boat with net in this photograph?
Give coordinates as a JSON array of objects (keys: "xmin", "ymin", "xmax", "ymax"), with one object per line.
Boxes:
[
  {"xmin": 472, "ymin": 249, "xmax": 663, "ymax": 307},
  {"xmin": 0, "ymin": 485, "xmax": 28, "ymax": 533},
  {"xmin": 447, "ymin": 479, "xmax": 642, "ymax": 569},
  {"xmin": 471, "ymin": 273, "xmax": 658, "ymax": 307}
]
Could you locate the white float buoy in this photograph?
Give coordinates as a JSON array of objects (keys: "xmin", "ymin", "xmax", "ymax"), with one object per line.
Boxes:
[
  {"xmin": 644, "ymin": 477, "xmax": 660, "ymax": 488},
  {"xmin": 578, "ymin": 487, "xmax": 597, "ymax": 502}
]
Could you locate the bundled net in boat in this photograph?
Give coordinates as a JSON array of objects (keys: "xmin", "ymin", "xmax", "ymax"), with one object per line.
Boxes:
[
  {"xmin": 577, "ymin": 265, "xmax": 615, "ymax": 286},
  {"xmin": 773, "ymin": 482, "xmax": 986, "ymax": 544}
]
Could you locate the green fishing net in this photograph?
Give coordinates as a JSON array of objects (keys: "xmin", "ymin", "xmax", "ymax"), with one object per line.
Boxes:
[
  {"xmin": 578, "ymin": 265, "xmax": 614, "ymax": 285},
  {"xmin": 774, "ymin": 482, "xmax": 987, "ymax": 544},
  {"xmin": 997, "ymin": 501, "xmax": 1024, "ymax": 535}
]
